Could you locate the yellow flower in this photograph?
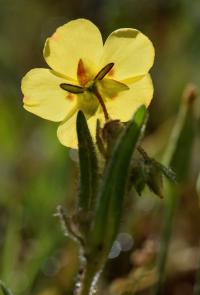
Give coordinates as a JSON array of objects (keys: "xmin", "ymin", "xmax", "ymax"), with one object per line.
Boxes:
[{"xmin": 21, "ymin": 19, "xmax": 154, "ymax": 148}]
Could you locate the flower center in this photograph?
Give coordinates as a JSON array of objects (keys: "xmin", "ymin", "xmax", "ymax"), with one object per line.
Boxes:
[{"xmin": 60, "ymin": 60, "xmax": 121, "ymax": 121}]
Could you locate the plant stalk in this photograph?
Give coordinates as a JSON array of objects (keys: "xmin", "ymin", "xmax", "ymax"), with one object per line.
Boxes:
[{"xmin": 76, "ymin": 258, "xmax": 101, "ymax": 295}]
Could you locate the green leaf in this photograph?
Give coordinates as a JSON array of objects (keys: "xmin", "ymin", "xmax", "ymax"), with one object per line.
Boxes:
[
  {"xmin": 76, "ymin": 111, "xmax": 98, "ymax": 212},
  {"xmin": 89, "ymin": 105, "xmax": 147, "ymax": 263},
  {"xmin": 170, "ymin": 105, "xmax": 196, "ymax": 181},
  {"xmin": 162, "ymin": 88, "xmax": 197, "ymax": 180},
  {"xmin": 0, "ymin": 281, "xmax": 13, "ymax": 295},
  {"xmin": 60, "ymin": 83, "xmax": 85, "ymax": 94}
]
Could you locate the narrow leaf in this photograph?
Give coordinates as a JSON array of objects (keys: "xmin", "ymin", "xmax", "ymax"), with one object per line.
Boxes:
[
  {"xmin": 163, "ymin": 85, "xmax": 197, "ymax": 178},
  {"xmin": 170, "ymin": 107, "xmax": 196, "ymax": 181},
  {"xmin": 89, "ymin": 105, "xmax": 147, "ymax": 263},
  {"xmin": 76, "ymin": 111, "xmax": 98, "ymax": 212}
]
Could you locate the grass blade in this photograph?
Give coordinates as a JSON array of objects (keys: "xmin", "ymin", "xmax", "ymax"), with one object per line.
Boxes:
[{"xmin": 153, "ymin": 85, "xmax": 198, "ymax": 295}]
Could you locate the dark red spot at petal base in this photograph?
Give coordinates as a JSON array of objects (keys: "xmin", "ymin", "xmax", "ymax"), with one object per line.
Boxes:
[
  {"xmin": 110, "ymin": 95, "xmax": 117, "ymax": 100},
  {"xmin": 77, "ymin": 59, "xmax": 89, "ymax": 86},
  {"xmin": 65, "ymin": 93, "xmax": 74, "ymax": 101},
  {"xmin": 108, "ymin": 68, "xmax": 115, "ymax": 78}
]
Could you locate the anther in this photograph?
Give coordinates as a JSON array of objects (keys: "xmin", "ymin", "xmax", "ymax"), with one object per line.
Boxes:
[
  {"xmin": 60, "ymin": 83, "xmax": 85, "ymax": 94},
  {"xmin": 94, "ymin": 63, "xmax": 114, "ymax": 81}
]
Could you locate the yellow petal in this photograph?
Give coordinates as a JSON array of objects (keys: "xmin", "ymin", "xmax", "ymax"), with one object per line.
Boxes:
[
  {"xmin": 106, "ymin": 74, "xmax": 153, "ymax": 121},
  {"xmin": 57, "ymin": 113, "xmax": 78, "ymax": 148},
  {"xmin": 43, "ymin": 19, "xmax": 103, "ymax": 79},
  {"xmin": 57, "ymin": 109, "xmax": 102, "ymax": 148},
  {"xmin": 22, "ymin": 68, "xmax": 77, "ymax": 122},
  {"xmin": 100, "ymin": 29, "xmax": 155, "ymax": 81}
]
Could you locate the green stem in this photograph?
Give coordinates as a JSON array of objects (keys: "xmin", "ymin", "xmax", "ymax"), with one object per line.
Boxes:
[
  {"xmin": 153, "ymin": 86, "xmax": 197, "ymax": 295},
  {"xmin": 153, "ymin": 184, "xmax": 177, "ymax": 295},
  {"xmin": 76, "ymin": 259, "xmax": 101, "ymax": 295}
]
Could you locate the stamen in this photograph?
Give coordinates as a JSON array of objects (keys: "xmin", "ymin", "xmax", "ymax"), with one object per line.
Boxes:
[
  {"xmin": 60, "ymin": 83, "xmax": 85, "ymax": 94},
  {"xmin": 94, "ymin": 63, "xmax": 114, "ymax": 80},
  {"xmin": 93, "ymin": 86, "xmax": 109, "ymax": 121}
]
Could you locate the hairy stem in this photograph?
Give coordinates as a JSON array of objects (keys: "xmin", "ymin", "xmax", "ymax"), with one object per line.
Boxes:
[{"xmin": 75, "ymin": 258, "xmax": 101, "ymax": 295}]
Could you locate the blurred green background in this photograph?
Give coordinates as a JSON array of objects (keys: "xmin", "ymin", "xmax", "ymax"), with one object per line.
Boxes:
[{"xmin": 0, "ymin": 0, "xmax": 200, "ymax": 294}]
